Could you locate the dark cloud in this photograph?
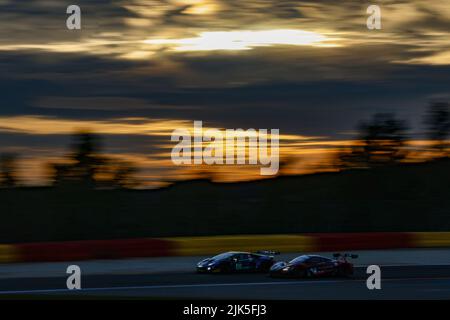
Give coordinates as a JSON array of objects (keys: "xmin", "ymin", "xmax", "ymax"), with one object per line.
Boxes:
[{"xmin": 0, "ymin": 0, "xmax": 449, "ymax": 185}]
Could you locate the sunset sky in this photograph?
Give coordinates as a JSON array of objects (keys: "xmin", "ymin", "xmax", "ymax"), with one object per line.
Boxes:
[{"xmin": 0, "ymin": 0, "xmax": 449, "ymax": 187}]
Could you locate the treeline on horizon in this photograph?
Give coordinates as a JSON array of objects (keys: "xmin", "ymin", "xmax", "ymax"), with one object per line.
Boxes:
[
  {"xmin": 0, "ymin": 155, "xmax": 449, "ymax": 242},
  {"xmin": 0, "ymin": 101, "xmax": 449, "ymax": 189},
  {"xmin": 0, "ymin": 101, "xmax": 449, "ymax": 242}
]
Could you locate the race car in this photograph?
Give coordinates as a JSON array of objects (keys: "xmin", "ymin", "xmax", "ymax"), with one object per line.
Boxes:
[
  {"xmin": 269, "ymin": 253, "xmax": 358, "ymax": 278},
  {"xmin": 196, "ymin": 251, "xmax": 279, "ymax": 273}
]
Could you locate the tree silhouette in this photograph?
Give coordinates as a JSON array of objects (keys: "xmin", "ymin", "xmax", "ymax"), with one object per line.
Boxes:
[
  {"xmin": 111, "ymin": 161, "xmax": 139, "ymax": 189},
  {"xmin": 424, "ymin": 101, "xmax": 450, "ymax": 154},
  {"xmin": 0, "ymin": 153, "xmax": 18, "ymax": 188},
  {"xmin": 52, "ymin": 132, "xmax": 104, "ymax": 187},
  {"xmin": 339, "ymin": 113, "xmax": 408, "ymax": 168},
  {"xmin": 51, "ymin": 132, "xmax": 140, "ymax": 189}
]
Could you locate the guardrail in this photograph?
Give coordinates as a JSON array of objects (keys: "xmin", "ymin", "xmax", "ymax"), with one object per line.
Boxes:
[{"xmin": 1, "ymin": 232, "xmax": 449, "ymax": 263}]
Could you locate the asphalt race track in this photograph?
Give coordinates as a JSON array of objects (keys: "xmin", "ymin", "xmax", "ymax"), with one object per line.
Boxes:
[{"xmin": 1, "ymin": 265, "xmax": 450, "ymax": 299}]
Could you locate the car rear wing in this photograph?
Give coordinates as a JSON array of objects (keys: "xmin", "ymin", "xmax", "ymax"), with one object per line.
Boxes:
[
  {"xmin": 255, "ymin": 250, "xmax": 280, "ymax": 256},
  {"xmin": 333, "ymin": 253, "xmax": 359, "ymax": 259}
]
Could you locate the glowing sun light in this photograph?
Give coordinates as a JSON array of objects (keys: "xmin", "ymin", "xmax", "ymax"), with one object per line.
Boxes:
[{"xmin": 144, "ymin": 29, "xmax": 330, "ymax": 52}]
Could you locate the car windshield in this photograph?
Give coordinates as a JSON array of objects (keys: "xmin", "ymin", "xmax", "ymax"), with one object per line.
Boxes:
[
  {"xmin": 289, "ymin": 255, "xmax": 309, "ymax": 264},
  {"xmin": 211, "ymin": 252, "xmax": 234, "ymax": 260}
]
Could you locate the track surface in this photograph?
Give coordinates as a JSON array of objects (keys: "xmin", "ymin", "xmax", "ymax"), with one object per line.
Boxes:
[{"xmin": 1, "ymin": 265, "xmax": 450, "ymax": 299}]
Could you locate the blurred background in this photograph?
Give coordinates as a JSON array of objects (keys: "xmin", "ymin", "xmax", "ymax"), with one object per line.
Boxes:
[{"xmin": 0, "ymin": 0, "xmax": 449, "ymax": 243}]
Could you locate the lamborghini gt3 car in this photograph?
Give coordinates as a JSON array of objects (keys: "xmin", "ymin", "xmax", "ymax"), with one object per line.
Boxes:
[
  {"xmin": 196, "ymin": 251, "xmax": 279, "ymax": 273},
  {"xmin": 269, "ymin": 253, "xmax": 358, "ymax": 278}
]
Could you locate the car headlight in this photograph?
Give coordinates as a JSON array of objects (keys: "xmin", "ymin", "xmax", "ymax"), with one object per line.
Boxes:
[{"xmin": 282, "ymin": 267, "xmax": 290, "ymax": 271}]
